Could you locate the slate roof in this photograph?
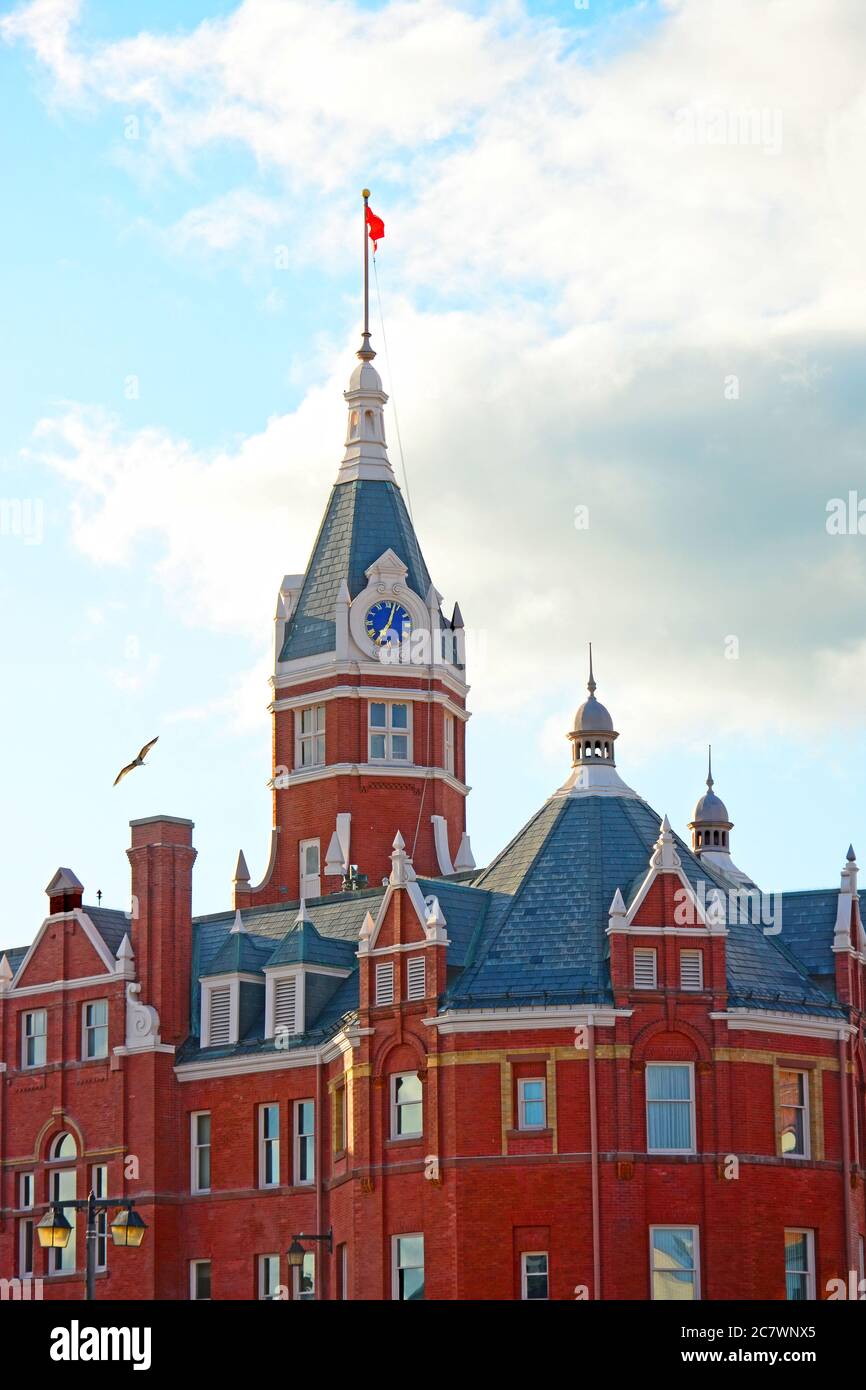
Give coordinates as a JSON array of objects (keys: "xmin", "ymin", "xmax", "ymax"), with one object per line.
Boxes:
[{"xmin": 279, "ymin": 478, "xmax": 434, "ymax": 661}]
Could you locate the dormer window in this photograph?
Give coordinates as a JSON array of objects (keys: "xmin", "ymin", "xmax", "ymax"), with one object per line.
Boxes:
[
  {"xmin": 201, "ymin": 979, "xmax": 238, "ymax": 1048},
  {"xmin": 265, "ymin": 969, "xmax": 305, "ymax": 1040}
]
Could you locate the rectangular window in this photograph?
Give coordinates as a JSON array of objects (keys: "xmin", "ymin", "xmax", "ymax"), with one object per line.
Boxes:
[
  {"xmin": 191, "ymin": 1112, "xmax": 211, "ymax": 1194},
  {"xmin": 294, "ymin": 1100, "xmax": 315, "ymax": 1186},
  {"xmin": 294, "ymin": 1252, "xmax": 315, "ymax": 1301},
  {"xmin": 406, "ymin": 956, "xmax": 426, "ymax": 1001},
  {"xmin": 444, "ymin": 712, "xmax": 454, "ymax": 775},
  {"xmin": 392, "ymin": 1234, "xmax": 424, "ymax": 1300},
  {"xmin": 633, "ymin": 948, "xmax": 657, "ymax": 990},
  {"xmin": 296, "ymin": 703, "xmax": 326, "ymax": 769},
  {"xmin": 18, "ymin": 1218, "xmax": 34, "ymax": 1279},
  {"xmin": 50, "ymin": 1168, "xmax": 76, "ymax": 1274},
  {"xmin": 207, "ymin": 985, "xmax": 232, "ymax": 1047},
  {"xmin": 517, "ymin": 1077, "xmax": 547, "ymax": 1131},
  {"xmin": 375, "ymin": 960, "xmax": 395, "ymax": 1006},
  {"xmin": 679, "ymin": 949, "xmax": 703, "ymax": 991},
  {"xmin": 392, "ymin": 1072, "xmax": 423, "ymax": 1139},
  {"xmin": 273, "ymin": 975, "xmax": 299, "ymax": 1035},
  {"xmin": 333, "ymin": 1085, "xmax": 347, "ymax": 1155},
  {"xmin": 22, "ymin": 1009, "xmax": 47, "ymax": 1069},
  {"xmin": 299, "ymin": 838, "xmax": 321, "ymax": 899},
  {"xmin": 82, "ymin": 999, "xmax": 109, "ymax": 1060},
  {"xmin": 784, "ymin": 1229, "xmax": 815, "ymax": 1301},
  {"xmin": 650, "ymin": 1226, "xmax": 700, "ymax": 1300},
  {"xmin": 368, "ymin": 701, "xmax": 412, "ymax": 762},
  {"xmin": 646, "ymin": 1063, "xmax": 695, "ymax": 1153},
  {"xmin": 92, "ymin": 1163, "xmax": 108, "ymax": 1272},
  {"xmin": 259, "ymin": 1103, "xmax": 280, "ymax": 1188},
  {"xmin": 521, "ymin": 1252, "xmax": 549, "ymax": 1300},
  {"xmin": 259, "ymin": 1254, "xmax": 281, "ymax": 1300},
  {"xmin": 190, "ymin": 1260, "xmax": 211, "ymax": 1301},
  {"xmin": 19, "ymin": 1172, "xmax": 34, "ymax": 1209},
  {"xmin": 779, "ymin": 1070, "xmax": 810, "ymax": 1157}
]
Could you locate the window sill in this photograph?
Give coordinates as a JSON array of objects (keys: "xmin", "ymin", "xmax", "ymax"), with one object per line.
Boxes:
[
  {"xmin": 385, "ymin": 1135, "xmax": 423, "ymax": 1147},
  {"xmin": 507, "ymin": 1128, "xmax": 553, "ymax": 1139}
]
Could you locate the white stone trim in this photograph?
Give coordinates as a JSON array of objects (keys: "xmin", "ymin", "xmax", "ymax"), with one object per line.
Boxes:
[
  {"xmin": 710, "ymin": 1009, "xmax": 852, "ymax": 1041},
  {"xmin": 431, "ymin": 815, "xmax": 454, "ymax": 876},
  {"xmin": 10, "ymin": 910, "xmax": 118, "ymax": 990},
  {"xmin": 272, "ymin": 760, "xmax": 469, "ymax": 797},
  {"xmin": 425, "ymin": 1006, "xmax": 631, "ymax": 1034},
  {"xmin": 271, "ymin": 684, "xmax": 470, "ymax": 721},
  {"xmin": 272, "ymin": 658, "xmax": 469, "ymax": 703},
  {"xmin": 8, "ymin": 971, "xmax": 128, "ymax": 999}
]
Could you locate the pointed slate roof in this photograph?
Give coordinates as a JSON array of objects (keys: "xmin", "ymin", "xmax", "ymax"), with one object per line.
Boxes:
[
  {"xmin": 265, "ymin": 917, "xmax": 356, "ymax": 970},
  {"xmin": 279, "ymin": 478, "xmax": 434, "ymax": 661},
  {"xmin": 450, "ymin": 793, "xmax": 841, "ymax": 1016}
]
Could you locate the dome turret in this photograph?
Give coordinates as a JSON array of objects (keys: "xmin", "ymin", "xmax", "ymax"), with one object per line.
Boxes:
[{"xmin": 567, "ymin": 646, "xmax": 618, "ymax": 769}]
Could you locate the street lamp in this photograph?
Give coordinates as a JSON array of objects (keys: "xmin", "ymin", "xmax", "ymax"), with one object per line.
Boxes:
[
  {"xmin": 287, "ymin": 1227, "xmax": 333, "ymax": 1267},
  {"xmin": 36, "ymin": 1191, "xmax": 147, "ymax": 1299}
]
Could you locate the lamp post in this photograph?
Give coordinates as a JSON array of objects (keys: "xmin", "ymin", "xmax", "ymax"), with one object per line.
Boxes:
[
  {"xmin": 36, "ymin": 1191, "xmax": 146, "ymax": 1300},
  {"xmin": 287, "ymin": 1228, "xmax": 333, "ymax": 1299}
]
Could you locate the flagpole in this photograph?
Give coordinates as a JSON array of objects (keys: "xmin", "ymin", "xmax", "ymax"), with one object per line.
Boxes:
[{"xmin": 361, "ymin": 187, "xmax": 371, "ymax": 356}]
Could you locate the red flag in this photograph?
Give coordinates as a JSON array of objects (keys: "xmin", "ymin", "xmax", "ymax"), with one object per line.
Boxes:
[{"xmin": 365, "ymin": 204, "xmax": 385, "ymax": 252}]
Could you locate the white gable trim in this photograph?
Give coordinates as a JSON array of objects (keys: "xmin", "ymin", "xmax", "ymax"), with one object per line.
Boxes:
[
  {"xmin": 710, "ymin": 1009, "xmax": 851, "ymax": 1041},
  {"xmin": 10, "ymin": 910, "xmax": 118, "ymax": 990}
]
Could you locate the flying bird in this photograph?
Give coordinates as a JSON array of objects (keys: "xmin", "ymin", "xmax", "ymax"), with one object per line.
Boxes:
[{"xmin": 113, "ymin": 737, "xmax": 159, "ymax": 786}]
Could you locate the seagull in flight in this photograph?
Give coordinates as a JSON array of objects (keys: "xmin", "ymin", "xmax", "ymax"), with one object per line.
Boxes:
[{"xmin": 113, "ymin": 737, "xmax": 159, "ymax": 786}]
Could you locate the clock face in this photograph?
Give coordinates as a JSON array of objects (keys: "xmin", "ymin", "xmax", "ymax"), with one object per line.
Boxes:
[{"xmin": 365, "ymin": 599, "xmax": 412, "ymax": 649}]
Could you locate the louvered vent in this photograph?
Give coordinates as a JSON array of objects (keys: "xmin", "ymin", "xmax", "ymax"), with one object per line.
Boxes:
[
  {"xmin": 208, "ymin": 986, "xmax": 231, "ymax": 1046},
  {"xmin": 679, "ymin": 949, "xmax": 703, "ymax": 991},
  {"xmin": 633, "ymin": 948, "xmax": 657, "ymax": 990},
  {"xmin": 375, "ymin": 961, "xmax": 395, "ymax": 1006},
  {"xmin": 407, "ymin": 957, "xmax": 426, "ymax": 1001},
  {"xmin": 274, "ymin": 977, "xmax": 298, "ymax": 1034}
]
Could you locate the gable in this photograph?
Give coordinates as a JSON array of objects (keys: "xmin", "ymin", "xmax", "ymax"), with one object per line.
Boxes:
[{"xmin": 15, "ymin": 912, "xmax": 115, "ymax": 988}]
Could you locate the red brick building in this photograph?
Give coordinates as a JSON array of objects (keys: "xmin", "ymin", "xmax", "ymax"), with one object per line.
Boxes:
[{"xmin": 1, "ymin": 324, "xmax": 865, "ymax": 1303}]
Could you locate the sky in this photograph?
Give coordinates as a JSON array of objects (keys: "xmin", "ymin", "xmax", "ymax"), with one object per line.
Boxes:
[{"xmin": 2, "ymin": 0, "xmax": 866, "ymax": 947}]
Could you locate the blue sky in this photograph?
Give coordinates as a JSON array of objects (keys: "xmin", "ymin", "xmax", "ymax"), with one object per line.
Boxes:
[{"xmin": 2, "ymin": 0, "xmax": 866, "ymax": 948}]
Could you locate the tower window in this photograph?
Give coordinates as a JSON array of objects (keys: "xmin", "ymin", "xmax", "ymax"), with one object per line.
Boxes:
[
  {"xmin": 369, "ymin": 702, "xmax": 412, "ymax": 762},
  {"xmin": 444, "ymin": 712, "xmax": 455, "ymax": 775},
  {"xmin": 295, "ymin": 704, "xmax": 325, "ymax": 769}
]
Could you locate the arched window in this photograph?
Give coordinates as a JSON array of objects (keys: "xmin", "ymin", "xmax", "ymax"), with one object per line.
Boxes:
[
  {"xmin": 364, "ymin": 409, "xmax": 374, "ymax": 436},
  {"xmin": 722, "ymin": 831, "xmax": 727, "ymax": 847},
  {"xmin": 713, "ymin": 830, "xmax": 720, "ymax": 846},
  {"xmin": 49, "ymin": 1131, "xmax": 77, "ymax": 1161},
  {"xmin": 349, "ymin": 410, "xmax": 359, "ymax": 438}
]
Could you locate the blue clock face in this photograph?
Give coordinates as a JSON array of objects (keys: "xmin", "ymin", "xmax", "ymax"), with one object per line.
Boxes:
[{"xmin": 365, "ymin": 599, "xmax": 412, "ymax": 648}]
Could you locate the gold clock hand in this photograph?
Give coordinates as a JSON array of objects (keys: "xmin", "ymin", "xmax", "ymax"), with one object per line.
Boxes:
[{"xmin": 379, "ymin": 603, "xmax": 397, "ymax": 641}]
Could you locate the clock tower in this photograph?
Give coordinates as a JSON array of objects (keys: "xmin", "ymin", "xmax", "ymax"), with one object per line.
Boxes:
[{"xmin": 235, "ymin": 286, "xmax": 472, "ymax": 908}]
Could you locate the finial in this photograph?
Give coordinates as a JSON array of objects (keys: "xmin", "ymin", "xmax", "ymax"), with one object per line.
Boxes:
[
  {"xmin": 587, "ymin": 642, "xmax": 596, "ymax": 695},
  {"xmin": 847, "ymin": 844, "xmax": 856, "ymax": 862},
  {"xmin": 707, "ymin": 744, "xmax": 713, "ymax": 789}
]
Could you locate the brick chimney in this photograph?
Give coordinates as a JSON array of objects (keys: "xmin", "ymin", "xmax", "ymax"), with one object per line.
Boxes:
[{"xmin": 127, "ymin": 816, "xmax": 197, "ymax": 1046}]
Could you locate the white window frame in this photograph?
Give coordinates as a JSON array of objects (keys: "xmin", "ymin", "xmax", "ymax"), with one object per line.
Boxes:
[
  {"xmin": 190, "ymin": 1111, "xmax": 212, "ymax": 1194},
  {"xmin": 517, "ymin": 1076, "xmax": 547, "ymax": 1131},
  {"xmin": 201, "ymin": 978, "xmax": 237, "ymax": 1048},
  {"xmin": 339, "ymin": 1242, "xmax": 349, "ymax": 1300},
  {"xmin": 19, "ymin": 1172, "xmax": 34, "ymax": 1209},
  {"xmin": 91, "ymin": 1163, "xmax": 108, "ymax": 1271},
  {"xmin": 49, "ymin": 1167, "xmax": 76, "ymax": 1274},
  {"xmin": 190, "ymin": 1259, "xmax": 211, "ymax": 1301},
  {"xmin": 406, "ymin": 956, "xmax": 426, "ymax": 1002},
  {"xmin": 18, "ymin": 1216, "xmax": 34, "ymax": 1279},
  {"xmin": 265, "ymin": 968, "xmax": 305, "ymax": 1039},
  {"xmin": 368, "ymin": 700, "xmax": 413, "ymax": 763},
  {"xmin": 375, "ymin": 960, "xmax": 395, "ymax": 1006},
  {"xmin": 293, "ymin": 1251, "xmax": 316, "ymax": 1300},
  {"xmin": 295, "ymin": 703, "xmax": 326, "ymax": 770},
  {"xmin": 391, "ymin": 1233, "xmax": 424, "ymax": 1301},
  {"xmin": 299, "ymin": 838, "xmax": 321, "ymax": 899},
  {"xmin": 81, "ymin": 998, "xmax": 109, "ymax": 1060},
  {"xmin": 258, "ymin": 1102, "xmax": 280, "ymax": 1189},
  {"xmin": 294, "ymin": 1099, "xmax": 315, "ymax": 1186},
  {"xmin": 633, "ymin": 947, "xmax": 657, "ymax": 990},
  {"xmin": 258, "ymin": 1253, "xmax": 281, "ymax": 1300},
  {"xmin": 646, "ymin": 1061, "xmax": 696, "ymax": 1155},
  {"xmin": 21, "ymin": 1009, "xmax": 47, "ymax": 1069},
  {"xmin": 444, "ymin": 712, "xmax": 454, "ymax": 775},
  {"xmin": 784, "ymin": 1228, "xmax": 816, "ymax": 1301},
  {"xmin": 391, "ymin": 1072, "xmax": 423, "ymax": 1140},
  {"xmin": 520, "ymin": 1251, "xmax": 549, "ymax": 1300},
  {"xmin": 679, "ymin": 949, "xmax": 704, "ymax": 991},
  {"xmin": 650, "ymin": 1225, "xmax": 701, "ymax": 1301},
  {"xmin": 779, "ymin": 1068, "xmax": 810, "ymax": 1159}
]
